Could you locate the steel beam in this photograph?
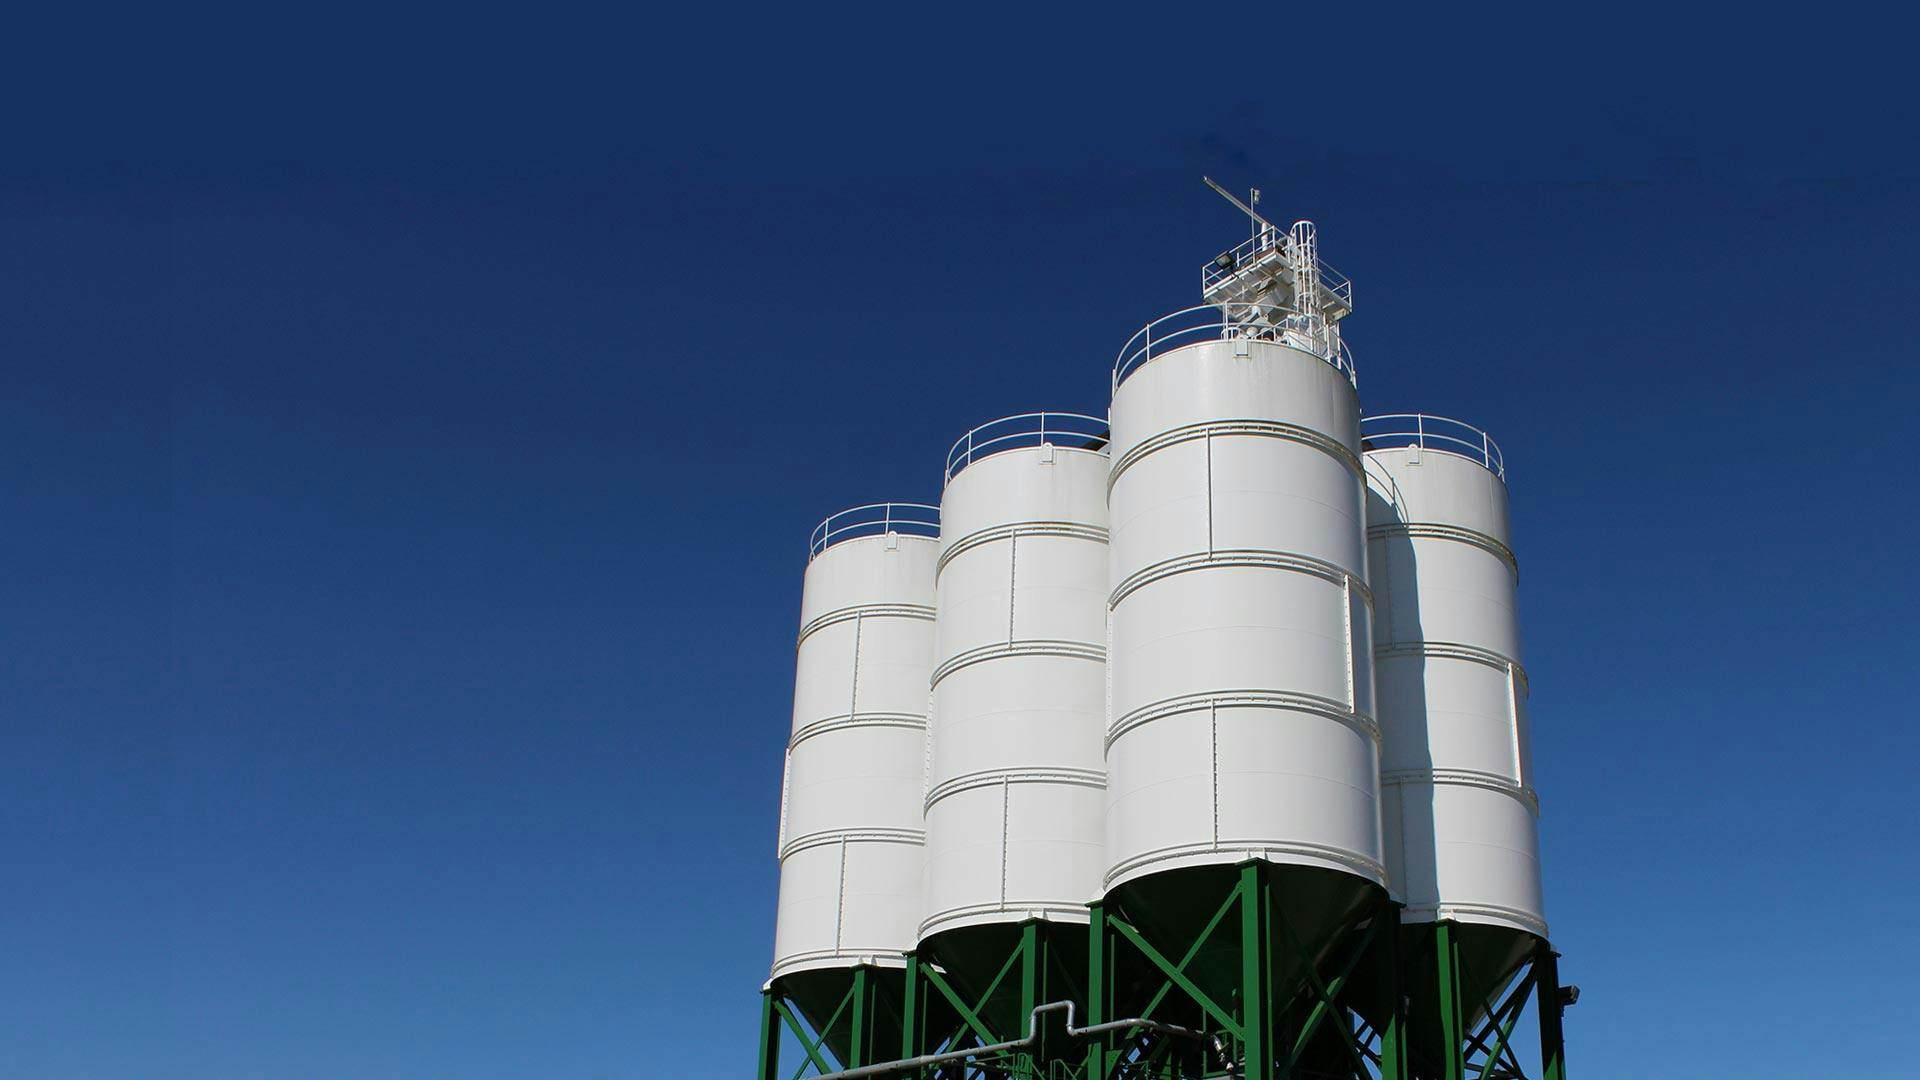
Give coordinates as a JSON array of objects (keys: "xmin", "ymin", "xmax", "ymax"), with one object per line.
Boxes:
[{"xmin": 1535, "ymin": 945, "xmax": 1566, "ymax": 1080}]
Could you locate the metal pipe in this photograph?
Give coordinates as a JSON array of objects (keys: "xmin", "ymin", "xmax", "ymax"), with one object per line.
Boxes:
[{"xmin": 805, "ymin": 999, "xmax": 1237, "ymax": 1080}]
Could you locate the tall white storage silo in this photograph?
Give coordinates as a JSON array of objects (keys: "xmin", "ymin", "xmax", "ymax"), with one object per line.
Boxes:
[
  {"xmin": 912, "ymin": 413, "xmax": 1109, "ymax": 1043},
  {"xmin": 1362, "ymin": 414, "xmax": 1544, "ymax": 939},
  {"xmin": 1362, "ymin": 413, "xmax": 1550, "ymax": 1073},
  {"xmin": 1105, "ymin": 226, "xmax": 1381, "ymax": 897},
  {"xmin": 768, "ymin": 502, "xmax": 939, "ymax": 1066},
  {"xmin": 1089, "ymin": 215, "xmax": 1396, "ymax": 1078}
]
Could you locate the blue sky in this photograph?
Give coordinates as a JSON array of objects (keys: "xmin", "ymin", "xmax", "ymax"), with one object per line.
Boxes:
[{"xmin": 1, "ymin": 7, "xmax": 1915, "ymax": 1077}]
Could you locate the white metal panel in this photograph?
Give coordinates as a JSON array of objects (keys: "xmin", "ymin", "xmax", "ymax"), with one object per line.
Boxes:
[
  {"xmin": 782, "ymin": 726, "xmax": 928, "ymax": 839},
  {"xmin": 797, "ymin": 528, "xmax": 938, "ymax": 625},
  {"xmin": 771, "ymin": 842, "xmax": 845, "ymax": 969},
  {"xmin": 1110, "ymin": 568, "xmax": 1354, "ymax": 711},
  {"xmin": 927, "ymin": 657, "xmax": 1105, "ymax": 786},
  {"xmin": 922, "ymin": 441, "xmax": 1109, "ymax": 940},
  {"xmin": 771, "ymin": 528, "xmax": 938, "ymax": 979},
  {"xmin": 1105, "ymin": 338, "xmax": 1383, "ymax": 893},
  {"xmin": 922, "ymin": 777, "xmax": 1106, "ymax": 932},
  {"xmin": 773, "ymin": 835, "xmax": 927, "ymax": 972},
  {"xmin": 1373, "ymin": 661, "xmax": 1521, "ymax": 779},
  {"xmin": 1104, "ymin": 441, "xmax": 1209, "ymax": 574},
  {"xmin": 1365, "ymin": 436, "xmax": 1547, "ymax": 938},
  {"xmin": 1379, "ymin": 782, "xmax": 1545, "ymax": 932},
  {"xmin": 1107, "ymin": 336, "xmax": 1358, "ymax": 466},
  {"xmin": 1375, "ymin": 541, "xmax": 1521, "ymax": 657},
  {"xmin": 1207, "ymin": 435, "xmax": 1366, "ymax": 571}
]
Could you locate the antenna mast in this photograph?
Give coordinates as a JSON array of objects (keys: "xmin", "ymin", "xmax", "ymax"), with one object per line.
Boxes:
[{"xmin": 1203, "ymin": 175, "xmax": 1276, "ymax": 236}]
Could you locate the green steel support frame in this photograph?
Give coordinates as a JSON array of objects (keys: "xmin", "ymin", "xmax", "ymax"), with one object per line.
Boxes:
[
  {"xmin": 900, "ymin": 918, "xmax": 1084, "ymax": 1078},
  {"xmin": 1411, "ymin": 924, "xmax": 1571, "ymax": 1080},
  {"xmin": 1534, "ymin": 944, "xmax": 1567, "ymax": 1080},
  {"xmin": 1081, "ymin": 860, "xmax": 1404, "ymax": 1080},
  {"xmin": 753, "ymin": 909, "xmax": 1572, "ymax": 1080},
  {"xmin": 757, "ymin": 965, "xmax": 893, "ymax": 1080}
]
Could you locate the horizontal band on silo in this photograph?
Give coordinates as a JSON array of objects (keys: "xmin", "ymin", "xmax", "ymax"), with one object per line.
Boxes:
[
  {"xmin": 1366, "ymin": 520, "xmax": 1517, "ymax": 574},
  {"xmin": 1108, "ymin": 548, "xmax": 1372, "ymax": 608},
  {"xmin": 794, "ymin": 602, "xmax": 936, "ymax": 647},
  {"xmin": 1374, "ymin": 640, "xmax": 1529, "ymax": 689},
  {"xmin": 1108, "ymin": 417, "xmax": 1362, "ymax": 491},
  {"xmin": 1398, "ymin": 901, "xmax": 1549, "ymax": 937},
  {"xmin": 929, "ymin": 638, "xmax": 1105, "ymax": 688},
  {"xmin": 777, "ymin": 825, "xmax": 926, "ymax": 861},
  {"xmin": 923, "ymin": 766, "xmax": 1107, "ymax": 808},
  {"xmin": 788, "ymin": 711, "xmax": 928, "ymax": 749},
  {"xmin": 934, "ymin": 520, "xmax": 1108, "ymax": 574},
  {"xmin": 1380, "ymin": 767, "xmax": 1541, "ymax": 812},
  {"xmin": 1103, "ymin": 838, "xmax": 1387, "ymax": 890},
  {"xmin": 918, "ymin": 901, "xmax": 1094, "ymax": 939},
  {"xmin": 770, "ymin": 948, "xmax": 911, "ymax": 978},
  {"xmin": 1106, "ymin": 688, "xmax": 1378, "ymax": 750}
]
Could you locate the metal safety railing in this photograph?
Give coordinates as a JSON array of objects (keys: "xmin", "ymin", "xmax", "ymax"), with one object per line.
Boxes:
[
  {"xmin": 1113, "ymin": 303, "xmax": 1358, "ymax": 392},
  {"xmin": 1360, "ymin": 413, "xmax": 1506, "ymax": 481},
  {"xmin": 808, "ymin": 502, "xmax": 940, "ymax": 560},
  {"xmin": 944, "ymin": 411, "xmax": 1110, "ymax": 483},
  {"xmin": 1200, "ymin": 226, "xmax": 1354, "ymax": 308}
]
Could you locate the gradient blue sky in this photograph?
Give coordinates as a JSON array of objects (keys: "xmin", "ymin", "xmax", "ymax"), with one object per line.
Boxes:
[{"xmin": 2, "ymin": 7, "xmax": 1915, "ymax": 1077}]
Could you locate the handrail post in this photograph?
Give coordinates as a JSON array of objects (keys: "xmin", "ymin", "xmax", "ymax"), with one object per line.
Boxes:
[{"xmin": 1482, "ymin": 429, "xmax": 1490, "ymax": 468}]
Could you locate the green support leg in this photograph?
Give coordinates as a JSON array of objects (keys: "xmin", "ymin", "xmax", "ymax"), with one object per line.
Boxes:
[
  {"xmin": 902, "ymin": 953, "xmax": 921, "ymax": 1064},
  {"xmin": 1435, "ymin": 923, "xmax": 1464, "ymax": 1080},
  {"xmin": 1535, "ymin": 945, "xmax": 1566, "ymax": 1080},
  {"xmin": 1238, "ymin": 862, "xmax": 1271, "ymax": 1080},
  {"xmin": 758, "ymin": 989, "xmax": 781, "ymax": 1080},
  {"xmin": 848, "ymin": 966, "xmax": 870, "ymax": 1069},
  {"xmin": 1376, "ymin": 904, "xmax": 1407, "ymax": 1080},
  {"xmin": 776, "ymin": 997, "xmax": 838, "ymax": 1078},
  {"xmin": 1086, "ymin": 902, "xmax": 1107, "ymax": 1080},
  {"xmin": 1020, "ymin": 921, "xmax": 1039, "ymax": 1017},
  {"xmin": 1019, "ymin": 921, "xmax": 1040, "ymax": 1076}
]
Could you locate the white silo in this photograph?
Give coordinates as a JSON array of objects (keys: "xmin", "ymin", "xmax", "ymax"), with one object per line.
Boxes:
[
  {"xmin": 1363, "ymin": 413, "xmax": 1545, "ymax": 935},
  {"xmin": 1105, "ymin": 219, "xmax": 1380, "ymax": 897},
  {"xmin": 1090, "ymin": 206, "xmax": 1394, "ymax": 1073},
  {"xmin": 1361, "ymin": 414, "xmax": 1549, "ymax": 1072},
  {"xmin": 768, "ymin": 502, "xmax": 939, "ymax": 1065},
  {"xmin": 915, "ymin": 413, "xmax": 1109, "ymax": 1023}
]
